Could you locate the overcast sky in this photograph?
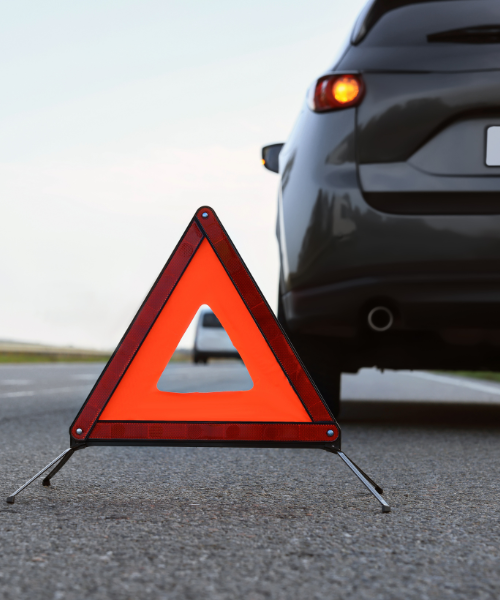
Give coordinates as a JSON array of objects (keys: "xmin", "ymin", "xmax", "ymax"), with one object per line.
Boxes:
[{"xmin": 1, "ymin": 0, "xmax": 366, "ymax": 350}]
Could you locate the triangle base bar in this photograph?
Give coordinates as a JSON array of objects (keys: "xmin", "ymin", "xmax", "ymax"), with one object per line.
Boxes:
[
  {"xmin": 85, "ymin": 421, "xmax": 340, "ymax": 444},
  {"xmin": 5, "ymin": 445, "xmax": 391, "ymax": 513},
  {"xmin": 83, "ymin": 441, "xmax": 339, "ymax": 449}
]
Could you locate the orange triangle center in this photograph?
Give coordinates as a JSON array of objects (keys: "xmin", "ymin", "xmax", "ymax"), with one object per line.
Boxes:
[{"xmin": 99, "ymin": 239, "xmax": 312, "ymax": 422}]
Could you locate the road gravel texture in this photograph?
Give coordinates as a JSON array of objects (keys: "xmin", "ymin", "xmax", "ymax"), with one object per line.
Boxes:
[{"xmin": 1, "ymin": 363, "xmax": 500, "ymax": 600}]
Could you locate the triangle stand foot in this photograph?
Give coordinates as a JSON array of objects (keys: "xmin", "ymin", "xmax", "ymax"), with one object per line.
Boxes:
[
  {"xmin": 6, "ymin": 447, "xmax": 81, "ymax": 504},
  {"xmin": 325, "ymin": 448, "xmax": 391, "ymax": 513}
]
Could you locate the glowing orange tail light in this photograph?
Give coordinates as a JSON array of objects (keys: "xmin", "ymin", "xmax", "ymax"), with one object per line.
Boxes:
[{"xmin": 309, "ymin": 74, "xmax": 364, "ymax": 112}]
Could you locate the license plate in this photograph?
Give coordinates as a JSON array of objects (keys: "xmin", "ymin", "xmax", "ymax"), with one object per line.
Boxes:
[{"xmin": 486, "ymin": 126, "xmax": 500, "ymax": 166}]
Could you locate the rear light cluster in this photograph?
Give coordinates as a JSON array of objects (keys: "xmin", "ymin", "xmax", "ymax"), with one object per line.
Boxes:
[{"xmin": 308, "ymin": 74, "xmax": 364, "ymax": 112}]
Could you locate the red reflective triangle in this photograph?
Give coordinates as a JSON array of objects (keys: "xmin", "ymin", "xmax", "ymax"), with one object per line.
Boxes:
[{"xmin": 70, "ymin": 207, "xmax": 339, "ymax": 445}]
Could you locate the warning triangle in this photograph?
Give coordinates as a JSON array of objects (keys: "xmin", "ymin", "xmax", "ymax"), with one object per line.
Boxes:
[{"xmin": 70, "ymin": 207, "xmax": 339, "ymax": 447}]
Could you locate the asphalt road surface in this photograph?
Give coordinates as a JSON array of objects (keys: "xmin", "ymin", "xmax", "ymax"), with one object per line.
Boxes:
[{"xmin": 1, "ymin": 362, "xmax": 500, "ymax": 600}]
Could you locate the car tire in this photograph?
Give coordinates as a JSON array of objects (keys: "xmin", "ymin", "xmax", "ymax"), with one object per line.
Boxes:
[
  {"xmin": 277, "ymin": 293, "xmax": 341, "ymax": 418},
  {"xmin": 193, "ymin": 352, "xmax": 208, "ymax": 365}
]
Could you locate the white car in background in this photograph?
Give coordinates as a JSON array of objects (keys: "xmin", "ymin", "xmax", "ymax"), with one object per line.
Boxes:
[{"xmin": 193, "ymin": 308, "xmax": 239, "ymax": 364}]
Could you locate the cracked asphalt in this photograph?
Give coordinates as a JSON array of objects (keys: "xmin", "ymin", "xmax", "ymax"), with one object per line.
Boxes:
[{"xmin": 1, "ymin": 362, "xmax": 500, "ymax": 600}]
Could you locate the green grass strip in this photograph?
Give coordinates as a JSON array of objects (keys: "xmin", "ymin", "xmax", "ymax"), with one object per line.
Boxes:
[
  {"xmin": 0, "ymin": 349, "xmax": 193, "ymax": 364},
  {"xmin": 437, "ymin": 371, "xmax": 500, "ymax": 383},
  {"xmin": 0, "ymin": 353, "xmax": 110, "ymax": 363}
]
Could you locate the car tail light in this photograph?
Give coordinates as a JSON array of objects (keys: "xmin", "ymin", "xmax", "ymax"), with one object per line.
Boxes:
[{"xmin": 308, "ymin": 74, "xmax": 364, "ymax": 112}]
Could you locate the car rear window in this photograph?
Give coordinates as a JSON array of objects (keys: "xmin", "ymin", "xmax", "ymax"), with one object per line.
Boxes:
[
  {"xmin": 353, "ymin": 0, "xmax": 500, "ymax": 46},
  {"xmin": 202, "ymin": 313, "xmax": 223, "ymax": 328}
]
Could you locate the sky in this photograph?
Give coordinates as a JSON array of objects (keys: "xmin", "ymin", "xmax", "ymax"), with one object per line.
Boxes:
[{"xmin": 1, "ymin": 0, "xmax": 367, "ymax": 350}]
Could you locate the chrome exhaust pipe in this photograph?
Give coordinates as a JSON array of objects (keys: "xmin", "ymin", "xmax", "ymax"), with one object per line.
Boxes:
[{"xmin": 367, "ymin": 306, "xmax": 394, "ymax": 332}]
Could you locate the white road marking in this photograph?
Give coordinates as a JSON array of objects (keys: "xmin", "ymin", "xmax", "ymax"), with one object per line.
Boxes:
[
  {"xmin": 1, "ymin": 379, "xmax": 31, "ymax": 385},
  {"xmin": 407, "ymin": 372, "xmax": 500, "ymax": 397},
  {"xmin": 0, "ymin": 385, "xmax": 89, "ymax": 399}
]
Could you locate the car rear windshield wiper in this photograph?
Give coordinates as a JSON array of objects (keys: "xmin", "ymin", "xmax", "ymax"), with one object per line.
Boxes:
[{"xmin": 428, "ymin": 25, "xmax": 500, "ymax": 44}]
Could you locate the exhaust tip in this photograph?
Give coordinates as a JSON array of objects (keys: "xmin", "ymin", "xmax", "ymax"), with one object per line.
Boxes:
[{"xmin": 367, "ymin": 306, "xmax": 393, "ymax": 332}]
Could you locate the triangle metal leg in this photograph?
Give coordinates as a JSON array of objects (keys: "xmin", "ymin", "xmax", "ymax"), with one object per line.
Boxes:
[
  {"xmin": 341, "ymin": 455, "xmax": 383, "ymax": 495},
  {"xmin": 42, "ymin": 448, "xmax": 77, "ymax": 487},
  {"xmin": 325, "ymin": 448, "xmax": 391, "ymax": 513},
  {"xmin": 6, "ymin": 447, "xmax": 76, "ymax": 504}
]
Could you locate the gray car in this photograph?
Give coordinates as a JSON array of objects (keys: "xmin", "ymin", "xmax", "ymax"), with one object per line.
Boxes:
[
  {"xmin": 193, "ymin": 308, "xmax": 239, "ymax": 364},
  {"xmin": 263, "ymin": 0, "xmax": 500, "ymax": 416}
]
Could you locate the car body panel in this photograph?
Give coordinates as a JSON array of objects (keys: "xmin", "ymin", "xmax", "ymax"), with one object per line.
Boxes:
[
  {"xmin": 279, "ymin": 104, "xmax": 500, "ymax": 297},
  {"xmin": 356, "ymin": 72, "xmax": 500, "ymax": 165}
]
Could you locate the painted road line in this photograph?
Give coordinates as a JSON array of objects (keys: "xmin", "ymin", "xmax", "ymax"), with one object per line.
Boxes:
[
  {"xmin": 407, "ymin": 372, "xmax": 500, "ymax": 396},
  {"xmin": 0, "ymin": 386, "xmax": 90, "ymax": 399},
  {"xmin": 0, "ymin": 391, "xmax": 35, "ymax": 398}
]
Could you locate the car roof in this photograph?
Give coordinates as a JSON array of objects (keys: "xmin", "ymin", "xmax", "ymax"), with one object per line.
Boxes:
[
  {"xmin": 352, "ymin": 0, "xmax": 465, "ymax": 44},
  {"xmin": 337, "ymin": 0, "xmax": 500, "ymax": 72}
]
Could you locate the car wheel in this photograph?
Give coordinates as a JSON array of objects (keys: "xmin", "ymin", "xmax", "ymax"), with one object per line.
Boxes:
[
  {"xmin": 277, "ymin": 292, "xmax": 341, "ymax": 418},
  {"xmin": 306, "ymin": 366, "xmax": 341, "ymax": 418},
  {"xmin": 193, "ymin": 352, "xmax": 207, "ymax": 364}
]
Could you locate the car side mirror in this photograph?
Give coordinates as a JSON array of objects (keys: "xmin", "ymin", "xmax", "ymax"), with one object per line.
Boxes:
[{"xmin": 261, "ymin": 143, "xmax": 284, "ymax": 173}]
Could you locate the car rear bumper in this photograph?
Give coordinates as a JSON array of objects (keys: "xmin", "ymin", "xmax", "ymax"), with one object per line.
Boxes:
[
  {"xmin": 283, "ymin": 273, "xmax": 500, "ymax": 339},
  {"xmin": 194, "ymin": 349, "xmax": 240, "ymax": 359}
]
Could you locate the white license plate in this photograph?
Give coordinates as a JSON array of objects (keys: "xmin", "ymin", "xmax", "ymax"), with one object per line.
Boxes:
[{"xmin": 486, "ymin": 126, "xmax": 500, "ymax": 166}]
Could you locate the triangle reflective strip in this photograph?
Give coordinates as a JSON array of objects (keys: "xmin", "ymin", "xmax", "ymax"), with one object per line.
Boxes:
[{"xmin": 70, "ymin": 207, "xmax": 339, "ymax": 445}]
